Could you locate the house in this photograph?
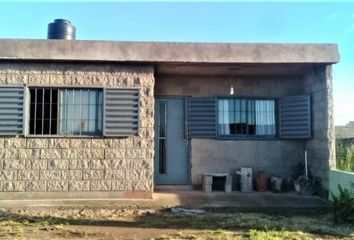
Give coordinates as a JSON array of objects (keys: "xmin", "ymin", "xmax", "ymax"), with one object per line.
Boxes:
[
  {"xmin": 0, "ymin": 37, "xmax": 339, "ymax": 199},
  {"xmin": 336, "ymin": 121, "xmax": 354, "ymax": 139}
]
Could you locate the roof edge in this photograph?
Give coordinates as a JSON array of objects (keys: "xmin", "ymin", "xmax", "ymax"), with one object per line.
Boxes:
[{"xmin": 0, "ymin": 39, "xmax": 340, "ymax": 64}]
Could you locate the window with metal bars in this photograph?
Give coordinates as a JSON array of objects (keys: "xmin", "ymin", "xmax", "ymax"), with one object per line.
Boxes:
[
  {"xmin": 218, "ymin": 98, "xmax": 276, "ymax": 137},
  {"xmin": 29, "ymin": 88, "xmax": 103, "ymax": 136}
]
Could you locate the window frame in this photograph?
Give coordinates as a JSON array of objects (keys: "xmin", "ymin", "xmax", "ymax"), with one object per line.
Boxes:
[
  {"xmin": 27, "ymin": 86, "xmax": 104, "ymax": 138},
  {"xmin": 216, "ymin": 96, "xmax": 279, "ymax": 140}
]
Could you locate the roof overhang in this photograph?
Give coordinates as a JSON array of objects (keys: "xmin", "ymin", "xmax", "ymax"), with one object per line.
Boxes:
[{"xmin": 0, "ymin": 39, "xmax": 340, "ymax": 64}]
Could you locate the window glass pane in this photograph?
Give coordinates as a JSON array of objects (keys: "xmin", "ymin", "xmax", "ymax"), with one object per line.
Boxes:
[
  {"xmin": 73, "ymin": 120, "xmax": 81, "ymax": 135},
  {"xmin": 218, "ymin": 98, "xmax": 276, "ymax": 138},
  {"xmin": 81, "ymin": 119, "xmax": 89, "ymax": 133},
  {"xmin": 67, "ymin": 103, "xmax": 75, "ymax": 118},
  {"xmin": 159, "ymin": 101, "xmax": 166, "ymax": 137},
  {"xmin": 248, "ymin": 100, "xmax": 256, "ymax": 135},
  {"xmin": 218, "ymin": 100, "xmax": 224, "ymax": 134},
  {"xmin": 44, "ymin": 89, "xmax": 51, "ymax": 104},
  {"xmin": 98, "ymin": 91, "xmax": 103, "ymax": 105},
  {"xmin": 81, "ymin": 105, "xmax": 89, "ymax": 120},
  {"xmin": 66, "ymin": 89, "xmax": 74, "ymax": 105},
  {"xmin": 97, "ymin": 119, "xmax": 103, "ymax": 133},
  {"xmin": 228, "ymin": 99, "xmax": 234, "ymax": 111},
  {"xmin": 74, "ymin": 90, "xmax": 81, "ymax": 105},
  {"xmin": 89, "ymin": 90, "xmax": 97, "ymax": 105},
  {"xmin": 29, "ymin": 119, "xmax": 35, "ymax": 135},
  {"xmin": 44, "ymin": 104, "xmax": 51, "ymax": 119},
  {"xmin": 74, "ymin": 105, "xmax": 81, "ymax": 120},
  {"xmin": 97, "ymin": 104, "xmax": 103, "ymax": 120},
  {"xmin": 88, "ymin": 120, "xmax": 96, "ymax": 133},
  {"xmin": 255, "ymin": 100, "xmax": 276, "ymax": 136},
  {"xmin": 82, "ymin": 90, "xmax": 89, "ymax": 105},
  {"xmin": 59, "ymin": 88, "xmax": 103, "ymax": 136},
  {"xmin": 52, "ymin": 103, "xmax": 58, "ymax": 120},
  {"xmin": 30, "ymin": 104, "xmax": 35, "ymax": 119},
  {"xmin": 37, "ymin": 89, "xmax": 43, "ymax": 105},
  {"xmin": 235, "ymin": 99, "xmax": 240, "ymax": 112},
  {"xmin": 218, "ymin": 99, "xmax": 235, "ymax": 135},
  {"xmin": 89, "ymin": 105, "xmax": 96, "ymax": 120},
  {"xmin": 229, "ymin": 111, "xmax": 235, "ymax": 134},
  {"xmin": 36, "ymin": 103, "xmax": 43, "ymax": 119}
]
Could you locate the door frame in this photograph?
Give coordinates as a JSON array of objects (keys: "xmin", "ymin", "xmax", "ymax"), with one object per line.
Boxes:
[{"xmin": 154, "ymin": 96, "xmax": 191, "ymax": 186}]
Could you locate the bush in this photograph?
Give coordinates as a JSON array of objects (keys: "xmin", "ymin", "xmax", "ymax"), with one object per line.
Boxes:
[
  {"xmin": 331, "ymin": 184, "xmax": 354, "ymax": 224},
  {"xmin": 336, "ymin": 139, "xmax": 354, "ymax": 172}
]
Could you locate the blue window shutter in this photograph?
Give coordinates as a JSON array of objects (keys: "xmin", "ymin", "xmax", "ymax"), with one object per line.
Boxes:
[
  {"xmin": 0, "ymin": 86, "xmax": 25, "ymax": 136},
  {"xmin": 280, "ymin": 95, "xmax": 311, "ymax": 139},
  {"xmin": 188, "ymin": 97, "xmax": 216, "ymax": 139},
  {"xmin": 103, "ymin": 88, "xmax": 139, "ymax": 136}
]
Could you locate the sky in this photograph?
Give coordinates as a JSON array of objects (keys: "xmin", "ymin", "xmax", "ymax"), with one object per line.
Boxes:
[{"xmin": 0, "ymin": 1, "xmax": 353, "ymax": 125}]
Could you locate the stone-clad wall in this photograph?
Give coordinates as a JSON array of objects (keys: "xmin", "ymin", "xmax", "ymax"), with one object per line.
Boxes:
[
  {"xmin": 304, "ymin": 65, "xmax": 335, "ymax": 189},
  {"xmin": 0, "ymin": 63, "xmax": 155, "ymax": 196}
]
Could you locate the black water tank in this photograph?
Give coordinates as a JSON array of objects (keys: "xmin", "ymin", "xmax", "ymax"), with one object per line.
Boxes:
[{"xmin": 48, "ymin": 19, "xmax": 76, "ymax": 40}]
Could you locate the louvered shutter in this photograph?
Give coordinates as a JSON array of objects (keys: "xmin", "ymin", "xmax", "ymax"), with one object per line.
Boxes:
[
  {"xmin": 188, "ymin": 97, "xmax": 216, "ymax": 139},
  {"xmin": 103, "ymin": 89, "xmax": 139, "ymax": 136},
  {"xmin": 0, "ymin": 86, "xmax": 25, "ymax": 135},
  {"xmin": 280, "ymin": 95, "xmax": 311, "ymax": 139}
]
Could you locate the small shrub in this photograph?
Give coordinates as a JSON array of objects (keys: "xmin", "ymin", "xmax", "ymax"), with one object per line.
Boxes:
[
  {"xmin": 336, "ymin": 139, "xmax": 354, "ymax": 172},
  {"xmin": 331, "ymin": 184, "xmax": 354, "ymax": 224}
]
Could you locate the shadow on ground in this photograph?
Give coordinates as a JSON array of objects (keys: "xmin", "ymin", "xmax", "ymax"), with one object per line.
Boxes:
[{"xmin": 1, "ymin": 208, "xmax": 353, "ymax": 238}]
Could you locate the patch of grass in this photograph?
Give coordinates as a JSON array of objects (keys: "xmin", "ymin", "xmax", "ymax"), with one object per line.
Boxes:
[
  {"xmin": 2, "ymin": 209, "xmax": 354, "ymax": 239},
  {"xmin": 248, "ymin": 229, "xmax": 297, "ymax": 240},
  {"xmin": 153, "ymin": 229, "xmax": 243, "ymax": 240},
  {"xmin": 138, "ymin": 211, "xmax": 354, "ymax": 237},
  {"xmin": 0, "ymin": 220, "xmax": 24, "ymax": 238}
]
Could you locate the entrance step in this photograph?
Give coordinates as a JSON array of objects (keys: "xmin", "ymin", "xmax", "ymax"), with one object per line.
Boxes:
[{"xmin": 154, "ymin": 185, "xmax": 193, "ymax": 191}]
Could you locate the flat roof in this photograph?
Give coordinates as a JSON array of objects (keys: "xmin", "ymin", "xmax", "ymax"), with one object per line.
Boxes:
[{"xmin": 0, "ymin": 39, "xmax": 340, "ymax": 64}]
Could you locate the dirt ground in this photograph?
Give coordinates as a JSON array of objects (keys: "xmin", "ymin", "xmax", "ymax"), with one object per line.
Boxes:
[{"xmin": 0, "ymin": 207, "xmax": 353, "ymax": 240}]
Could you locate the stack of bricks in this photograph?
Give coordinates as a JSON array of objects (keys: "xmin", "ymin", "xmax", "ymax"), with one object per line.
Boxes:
[{"xmin": 203, "ymin": 173, "xmax": 232, "ymax": 193}]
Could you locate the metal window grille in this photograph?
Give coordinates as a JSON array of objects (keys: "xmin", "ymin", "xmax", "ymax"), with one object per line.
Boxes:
[
  {"xmin": 217, "ymin": 98, "xmax": 276, "ymax": 137},
  {"xmin": 29, "ymin": 87, "xmax": 103, "ymax": 136},
  {"xmin": 29, "ymin": 88, "xmax": 58, "ymax": 135}
]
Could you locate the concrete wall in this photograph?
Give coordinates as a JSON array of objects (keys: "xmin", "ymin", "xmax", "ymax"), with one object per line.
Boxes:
[
  {"xmin": 156, "ymin": 74, "xmax": 308, "ymax": 187},
  {"xmin": 155, "ymin": 74, "xmax": 306, "ymax": 97},
  {"xmin": 0, "ymin": 62, "xmax": 155, "ymax": 199},
  {"xmin": 329, "ymin": 169, "xmax": 354, "ymax": 198},
  {"xmin": 304, "ymin": 65, "xmax": 335, "ymax": 189},
  {"xmin": 191, "ymin": 139, "xmax": 305, "ymax": 187}
]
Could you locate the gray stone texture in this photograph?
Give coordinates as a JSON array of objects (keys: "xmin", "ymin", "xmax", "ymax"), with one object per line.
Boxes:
[
  {"xmin": 0, "ymin": 62, "xmax": 154, "ymax": 193},
  {"xmin": 304, "ymin": 65, "xmax": 335, "ymax": 189}
]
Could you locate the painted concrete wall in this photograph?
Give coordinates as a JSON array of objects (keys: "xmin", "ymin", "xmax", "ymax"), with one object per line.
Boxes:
[
  {"xmin": 329, "ymin": 169, "xmax": 354, "ymax": 197},
  {"xmin": 191, "ymin": 139, "xmax": 305, "ymax": 187},
  {"xmin": 156, "ymin": 74, "xmax": 308, "ymax": 187},
  {"xmin": 156, "ymin": 74, "xmax": 306, "ymax": 98},
  {"xmin": 0, "ymin": 62, "xmax": 155, "ymax": 199}
]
